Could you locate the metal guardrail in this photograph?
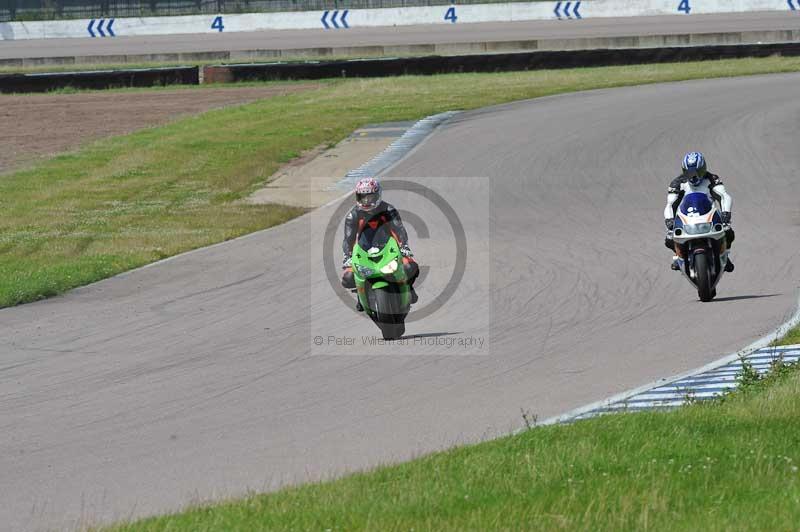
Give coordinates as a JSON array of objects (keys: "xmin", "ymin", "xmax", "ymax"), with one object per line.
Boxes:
[{"xmin": 0, "ymin": 0, "xmax": 536, "ymax": 22}]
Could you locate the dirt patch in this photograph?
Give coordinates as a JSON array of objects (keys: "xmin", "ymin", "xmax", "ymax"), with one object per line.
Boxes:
[
  {"xmin": 247, "ymin": 123, "xmax": 411, "ymax": 208},
  {"xmin": 0, "ymin": 84, "xmax": 318, "ymax": 174}
]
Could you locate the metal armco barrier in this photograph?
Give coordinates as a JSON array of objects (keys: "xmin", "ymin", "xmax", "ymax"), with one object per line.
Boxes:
[{"xmin": 0, "ymin": 65, "xmax": 198, "ymax": 93}]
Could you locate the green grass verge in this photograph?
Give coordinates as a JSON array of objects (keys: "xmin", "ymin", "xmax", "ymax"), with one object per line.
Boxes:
[
  {"xmin": 777, "ymin": 324, "xmax": 800, "ymax": 347},
  {"xmin": 108, "ymin": 358, "xmax": 800, "ymax": 531},
  {"xmin": 3, "ymin": 56, "xmax": 800, "ymax": 308}
]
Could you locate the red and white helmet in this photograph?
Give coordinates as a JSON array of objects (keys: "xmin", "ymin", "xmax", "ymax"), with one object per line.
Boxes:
[{"xmin": 354, "ymin": 177, "xmax": 381, "ymax": 211}]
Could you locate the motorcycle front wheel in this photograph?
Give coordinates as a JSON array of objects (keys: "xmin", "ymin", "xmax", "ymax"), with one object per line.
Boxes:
[
  {"xmin": 370, "ymin": 286, "xmax": 407, "ymax": 340},
  {"xmin": 694, "ymin": 252, "xmax": 714, "ymax": 302}
]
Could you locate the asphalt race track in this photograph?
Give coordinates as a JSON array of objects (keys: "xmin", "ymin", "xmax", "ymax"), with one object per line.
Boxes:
[
  {"xmin": 2, "ymin": 12, "xmax": 799, "ymax": 60},
  {"xmin": 2, "ymin": 73, "xmax": 800, "ymax": 530}
]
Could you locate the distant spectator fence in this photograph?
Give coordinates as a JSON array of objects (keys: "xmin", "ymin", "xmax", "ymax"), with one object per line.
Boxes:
[{"xmin": 0, "ymin": 0, "xmax": 519, "ymax": 21}]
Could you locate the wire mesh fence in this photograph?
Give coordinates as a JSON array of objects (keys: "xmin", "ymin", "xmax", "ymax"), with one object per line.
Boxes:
[{"xmin": 0, "ymin": 0, "xmax": 523, "ymax": 22}]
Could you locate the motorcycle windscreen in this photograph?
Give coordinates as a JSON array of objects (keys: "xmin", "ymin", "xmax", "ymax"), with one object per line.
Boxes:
[
  {"xmin": 679, "ymin": 192, "xmax": 713, "ymax": 216},
  {"xmin": 357, "ymin": 223, "xmax": 393, "ymax": 253}
]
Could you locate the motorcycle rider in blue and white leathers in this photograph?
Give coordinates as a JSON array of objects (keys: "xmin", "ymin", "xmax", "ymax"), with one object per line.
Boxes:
[{"xmin": 664, "ymin": 152, "xmax": 735, "ymax": 272}]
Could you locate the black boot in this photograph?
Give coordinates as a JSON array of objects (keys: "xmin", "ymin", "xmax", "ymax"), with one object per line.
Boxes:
[
  {"xmin": 410, "ymin": 286, "xmax": 418, "ymax": 304},
  {"xmin": 356, "ymin": 299, "xmax": 364, "ymax": 312},
  {"xmin": 725, "ymin": 258, "xmax": 734, "ymax": 273}
]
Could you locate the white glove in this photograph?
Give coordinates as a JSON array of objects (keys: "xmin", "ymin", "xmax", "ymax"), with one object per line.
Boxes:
[{"xmin": 400, "ymin": 245, "xmax": 413, "ymax": 258}]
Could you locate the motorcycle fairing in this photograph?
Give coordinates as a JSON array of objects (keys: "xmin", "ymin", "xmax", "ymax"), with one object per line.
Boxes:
[
  {"xmin": 351, "ymin": 224, "xmax": 410, "ymax": 314},
  {"xmin": 671, "ymin": 192, "xmax": 729, "ymax": 297},
  {"xmin": 675, "ymin": 192, "xmax": 722, "ymax": 228}
]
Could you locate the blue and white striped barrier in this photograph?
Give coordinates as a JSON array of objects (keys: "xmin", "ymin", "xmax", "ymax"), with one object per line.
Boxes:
[
  {"xmin": 536, "ymin": 290, "xmax": 800, "ymax": 428},
  {"xmin": 341, "ymin": 111, "xmax": 459, "ymax": 188},
  {"xmin": 570, "ymin": 344, "xmax": 800, "ymax": 420}
]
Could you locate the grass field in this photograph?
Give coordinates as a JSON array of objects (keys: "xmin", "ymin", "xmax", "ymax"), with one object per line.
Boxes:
[
  {"xmin": 3, "ymin": 56, "xmax": 800, "ymax": 308},
  {"xmin": 107, "ymin": 327, "xmax": 800, "ymax": 531}
]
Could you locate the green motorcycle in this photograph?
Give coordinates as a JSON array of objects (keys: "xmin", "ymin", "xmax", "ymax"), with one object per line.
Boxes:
[{"xmin": 351, "ymin": 224, "xmax": 411, "ymax": 340}]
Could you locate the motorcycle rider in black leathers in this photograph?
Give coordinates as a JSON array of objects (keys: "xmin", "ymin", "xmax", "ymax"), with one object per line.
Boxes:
[
  {"xmin": 341, "ymin": 177, "xmax": 419, "ymax": 311},
  {"xmin": 664, "ymin": 152, "xmax": 735, "ymax": 272}
]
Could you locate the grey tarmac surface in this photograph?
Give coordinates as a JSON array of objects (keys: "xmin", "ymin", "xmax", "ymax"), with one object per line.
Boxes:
[
  {"xmin": 2, "ymin": 11, "xmax": 799, "ymax": 59},
  {"xmin": 2, "ymin": 73, "xmax": 800, "ymax": 531}
]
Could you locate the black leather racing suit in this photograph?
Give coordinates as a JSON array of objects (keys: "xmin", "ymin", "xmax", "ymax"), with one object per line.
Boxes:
[{"xmin": 341, "ymin": 201, "xmax": 418, "ymax": 289}]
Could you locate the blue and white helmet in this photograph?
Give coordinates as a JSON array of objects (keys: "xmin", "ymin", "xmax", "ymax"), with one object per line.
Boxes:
[{"xmin": 681, "ymin": 151, "xmax": 708, "ymax": 185}]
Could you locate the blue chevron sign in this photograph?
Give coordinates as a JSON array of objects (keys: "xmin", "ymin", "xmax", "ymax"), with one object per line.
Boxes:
[
  {"xmin": 789, "ymin": 0, "xmax": 797, "ymax": 11},
  {"xmin": 87, "ymin": 18, "xmax": 115, "ymax": 37},
  {"xmin": 554, "ymin": 1, "xmax": 582, "ymax": 19},
  {"xmin": 321, "ymin": 10, "xmax": 349, "ymax": 29}
]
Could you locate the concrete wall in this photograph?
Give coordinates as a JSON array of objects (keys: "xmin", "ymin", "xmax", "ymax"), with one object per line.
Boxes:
[
  {"xmin": 1, "ymin": 0, "xmax": 796, "ymax": 41},
  {"xmin": 2, "ymin": 29, "xmax": 799, "ymax": 67},
  {"xmin": 3, "ymin": 29, "xmax": 799, "ymax": 68},
  {"xmin": 3, "ymin": 39, "xmax": 800, "ymax": 92},
  {"xmin": 202, "ymin": 41, "xmax": 800, "ymax": 82}
]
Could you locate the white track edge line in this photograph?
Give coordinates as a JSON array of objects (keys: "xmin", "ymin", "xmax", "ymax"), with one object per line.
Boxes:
[{"xmin": 536, "ymin": 288, "xmax": 800, "ymax": 428}]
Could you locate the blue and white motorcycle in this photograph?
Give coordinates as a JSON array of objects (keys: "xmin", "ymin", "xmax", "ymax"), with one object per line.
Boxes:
[{"xmin": 671, "ymin": 192, "xmax": 731, "ymax": 302}]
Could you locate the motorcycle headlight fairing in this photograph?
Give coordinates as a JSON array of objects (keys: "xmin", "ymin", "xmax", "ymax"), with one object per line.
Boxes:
[
  {"xmin": 380, "ymin": 259, "xmax": 398, "ymax": 275},
  {"xmin": 683, "ymin": 222, "xmax": 712, "ymax": 235}
]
